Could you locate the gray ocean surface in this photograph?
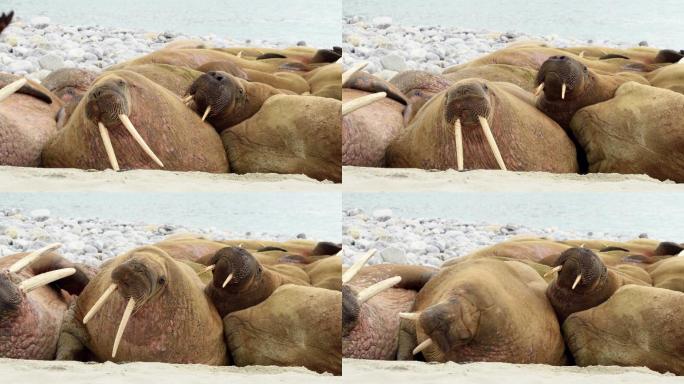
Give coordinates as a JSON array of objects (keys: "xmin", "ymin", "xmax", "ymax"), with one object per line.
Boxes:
[
  {"xmin": 345, "ymin": 0, "xmax": 684, "ymax": 48},
  {"xmin": 344, "ymin": 193, "xmax": 684, "ymax": 241},
  {"xmin": 0, "ymin": 192, "xmax": 342, "ymax": 241},
  {"xmin": 3, "ymin": 0, "xmax": 341, "ymax": 47}
]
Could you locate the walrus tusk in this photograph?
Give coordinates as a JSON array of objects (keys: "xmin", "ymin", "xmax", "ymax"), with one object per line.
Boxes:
[
  {"xmin": 18, "ymin": 268, "xmax": 76, "ymax": 293},
  {"xmin": 543, "ymin": 265, "xmax": 562, "ymax": 277},
  {"xmin": 454, "ymin": 119, "xmax": 463, "ymax": 171},
  {"xmin": 477, "ymin": 116, "xmax": 507, "ymax": 171},
  {"xmin": 197, "ymin": 265, "xmax": 215, "ymax": 276},
  {"xmin": 579, "ymin": 51, "xmax": 585, "ymax": 58},
  {"xmin": 112, "ymin": 297, "xmax": 136, "ymax": 358},
  {"xmin": 572, "ymin": 274, "xmax": 582, "ymax": 290},
  {"xmin": 8, "ymin": 243, "xmax": 62, "ymax": 273},
  {"xmin": 399, "ymin": 312, "xmax": 420, "ymax": 321},
  {"xmin": 182, "ymin": 95, "xmax": 193, "ymax": 103},
  {"xmin": 413, "ymin": 338, "xmax": 433, "ymax": 355},
  {"xmin": 561, "ymin": 83, "xmax": 567, "ymax": 100},
  {"xmin": 98, "ymin": 122, "xmax": 120, "ymax": 171},
  {"xmin": 202, "ymin": 106, "xmax": 211, "ymax": 122},
  {"xmin": 342, "ymin": 249, "xmax": 377, "ymax": 284},
  {"xmin": 341, "ymin": 62, "xmax": 368, "ymax": 86},
  {"xmin": 342, "ymin": 92, "xmax": 386, "ymax": 116},
  {"xmin": 357, "ymin": 276, "xmax": 401, "ymax": 305},
  {"xmin": 0, "ymin": 78, "xmax": 28, "ymax": 103},
  {"xmin": 222, "ymin": 272, "xmax": 234, "ymax": 288},
  {"xmin": 118, "ymin": 114, "xmax": 164, "ymax": 168},
  {"xmin": 534, "ymin": 83, "xmax": 544, "ymax": 96},
  {"xmin": 83, "ymin": 283, "xmax": 118, "ymax": 324},
  {"xmin": 237, "ymin": 51, "xmax": 243, "ymax": 58}
]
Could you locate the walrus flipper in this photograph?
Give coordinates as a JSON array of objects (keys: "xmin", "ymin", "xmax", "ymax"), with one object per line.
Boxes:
[
  {"xmin": 28, "ymin": 253, "xmax": 92, "ymax": 295},
  {"xmin": 310, "ymin": 49, "xmax": 342, "ymax": 64},
  {"xmin": 0, "ymin": 11, "xmax": 13, "ymax": 35},
  {"xmin": 599, "ymin": 53, "xmax": 631, "ymax": 60},
  {"xmin": 56, "ymin": 303, "xmax": 93, "ymax": 362}
]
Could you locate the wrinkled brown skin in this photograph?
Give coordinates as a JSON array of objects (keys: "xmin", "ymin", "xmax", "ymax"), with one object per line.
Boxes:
[
  {"xmin": 445, "ymin": 238, "xmax": 573, "ymax": 267},
  {"xmin": 42, "ymin": 68, "xmax": 99, "ymax": 104},
  {"xmin": 57, "ymin": 246, "xmax": 228, "ymax": 364},
  {"xmin": 222, "ymin": 94, "xmax": 341, "ymax": 182},
  {"xmin": 343, "ymin": 264, "xmax": 435, "ymax": 360},
  {"xmin": 303, "ymin": 254, "xmax": 342, "ymax": 291},
  {"xmin": 0, "ymin": 251, "xmax": 91, "ymax": 359},
  {"xmin": 564, "ymin": 285, "xmax": 684, "ymax": 374},
  {"xmin": 0, "ymin": 74, "xmax": 63, "ymax": 166},
  {"xmin": 545, "ymin": 247, "xmax": 649, "ymax": 323},
  {"xmin": 195, "ymin": 60, "xmax": 249, "ymax": 80},
  {"xmin": 342, "ymin": 88, "xmax": 405, "ymax": 167},
  {"xmin": 42, "ymin": 70, "xmax": 228, "ymax": 172},
  {"xmin": 187, "ymin": 71, "xmax": 288, "ymax": 133},
  {"xmin": 387, "ymin": 79, "xmax": 578, "ymax": 172},
  {"xmin": 390, "ymin": 71, "xmax": 450, "ymax": 123},
  {"xmin": 647, "ymin": 257, "xmax": 684, "ymax": 293},
  {"xmin": 303, "ymin": 63, "xmax": 341, "ymax": 99},
  {"xmin": 399, "ymin": 258, "xmax": 566, "ymax": 365},
  {"xmin": 242, "ymin": 69, "xmax": 311, "ymax": 94},
  {"xmin": 113, "ymin": 64, "xmax": 203, "ymax": 97},
  {"xmin": 570, "ymin": 82, "xmax": 684, "ymax": 182},
  {"xmin": 225, "ymin": 284, "xmax": 341, "ymax": 375},
  {"xmin": 646, "ymin": 64, "xmax": 684, "ymax": 95}
]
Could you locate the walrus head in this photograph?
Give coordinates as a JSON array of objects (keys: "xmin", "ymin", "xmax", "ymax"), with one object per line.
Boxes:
[
  {"xmin": 550, "ymin": 247, "xmax": 607, "ymax": 292},
  {"xmin": 535, "ymin": 56, "xmax": 589, "ymax": 101},
  {"xmin": 110, "ymin": 250, "xmax": 169, "ymax": 307},
  {"xmin": 208, "ymin": 247, "xmax": 260, "ymax": 292},
  {"xmin": 186, "ymin": 71, "xmax": 246, "ymax": 126},
  {"xmin": 655, "ymin": 49, "xmax": 684, "ymax": 64},
  {"xmin": 416, "ymin": 297, "xmax": 480, "ymax": 354}
]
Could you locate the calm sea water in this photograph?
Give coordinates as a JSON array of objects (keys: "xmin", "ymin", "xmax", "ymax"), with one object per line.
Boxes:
[
  {"xmin": 344, "ymin": 192, "xmax": 684, "ymax": 241},
  {"xmin": 4, "ymin": 0, "xmax": 341, "ymax": 47},
  {"xmin": 0, "ymin": 192, "xmax": 342, "ymax": 241},
  {"xmin": 345, "ymin": 0, "xmax": 684, "ymax": 48}
]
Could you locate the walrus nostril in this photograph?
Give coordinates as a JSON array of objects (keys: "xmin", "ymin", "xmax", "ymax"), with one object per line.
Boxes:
[{"xmin": 215, "ymin": 76, "xmax": 224, "ymax": 81}]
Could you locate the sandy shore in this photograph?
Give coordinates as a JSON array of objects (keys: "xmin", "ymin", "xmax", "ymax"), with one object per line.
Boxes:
[
  {"xmin": 342, "ymin": 359, "xmax": 680, "ymax": 384},
  {"xmin": 341, "ymin": 167, "xmax": 683, "ymax": 192},
  {"xmin": 0, "ymin": 166, "xmax": 338, "ymax": 192},
  {"xmin": 0, "ymin": 359, "xmax": 335, "ymax": 383}
]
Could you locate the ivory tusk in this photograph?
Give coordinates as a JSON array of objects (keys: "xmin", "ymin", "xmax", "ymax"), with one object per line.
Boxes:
[
  {"xmin": 8, "ymin": 243, "xmax": 62, "ymax": 273},
  {"xmin": 534, "ymin": 83, "xmax": 544, "ymax": 96},
  {"xmin": 561, "ymin": 83, "xmax": 567, "ymax": 100},
  {"xmin": 413, "ymin": 338, "xmax": 433, "ymax": 355},
  {"xmin": 543, "ymin": 265, "xmax": 562, "ymax": 277},
  {"xmin": 83, "ymin": 284, "xmax": 118, "ymax": 324},
  {"xmin": 182, "ymin": 95, "xmax": 193, "ymax": 103},
  {"xmin": 112, "ymin": 297, "xmax": 136, "ymax": 358},
  {"xmin": 222, "ymin": 272, "xmax": 234, "ymax": 288},
  {"xmin": 237, "ymin": 51, "xmax": 243, "ymax": 58},
  {"xmin": 0, "ymin": 78, "xmax": 28, "ymax": 103},
  {"xmin": 18, "ymin": 268, "xmax": 76, "ymax": 293},
  {"xmin": 572, "ymin": 274, "xmax": 582, "ymax": 290},
  {"xmin": 399, "ymin": 312, "xmax": 420, "ymax": 321},
  {"xmin": 357, "ymin": 276, "xmax": 401, "ymax": 305},
  {"xmin": 478, "ymin": 116, "xmax": 507, "ymax": 171},
  {"xmin": 118, "ymin": 114, "xmax": 164, "ymax": 168},
  {"xmin": 201, "ymin": 106, "xmax": 211, "ymax": 122},
  {"xmin": 197, "ymin": 265, "xmax": 215, "ymax": 276},
  {"xmin": 342, "ymin": 249, "xmax": 377, "ymax": 284},
  {"xmin": 98, "ymin": 122, "xmax": 120, "ymax": 171},
  {"xmin": 342, "ymin": 92, "xmax": 386, "ymax": 116},
  {"xmin": 579, "ymin": 51, "xmax": 585, "ymax": 58},
  {"xmin": 454, "ymin": 119, "xmax": 463, "ymax": 171},
  {"xmin": 341, "ymin": 62, "xmax": 368, "ymax": 86}
]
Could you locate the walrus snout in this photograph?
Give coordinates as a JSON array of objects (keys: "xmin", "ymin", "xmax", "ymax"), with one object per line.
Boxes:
[
  {"xmin": 0, "ymin": 273, "xmax": 22, "ymax": 316},
  {"xmin": 419, "ymin": 297, "xmax": 480, "ymax": 354},
  {"xmin": 537, "ymin": 56, "xmax": 587, "ymax": 100},
  {"xmin": 342, "ymin": 285, "xmax": 360, "ymax": 336},
  {"xmin": 655, "ymin": 49, "xmax": 684, "ymax": 64},
  {"xmin": 444, "ymin": 82, "xmax": 491, "ymax": 124},
  {"xmin": 211, "ymin": 247, "xmax": 259, "ymax": 291},
  {"xmin": 85, "ymin": 82, "xmax": 130, "ymax": 125},
  {"xmin": 111, "ymin": 259, "xmax": 159, "ymax": 302},
  {"xmin": 188, "ymin": 71, "xmax": 242, "ymax": 120},
  {"xmin": 554, "ymin": 248, "xmax": 605, "ymax": 291}
]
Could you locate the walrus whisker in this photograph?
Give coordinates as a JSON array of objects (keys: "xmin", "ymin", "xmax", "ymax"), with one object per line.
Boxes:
[
  {"xmin": 0, "ymin": 78, "xmax": 27, "ymax": 103},
  {"xmin": 342, "ymin": 92, "xmax": 386, "ymax": 116},
  {"xmin": 112, "ymin": 297, "xmax": 136, "ymax": 358},
  {"xmin": 357, "ymin": 276, "xmax": 401, "ymax": 305},
  {"xmin": 202, "ymin": 106, "xmax": 211, "ymax": 122},
  {"xmin": 477, "ymin": 116, "xmax": 507, "ymax": 171},
  {"xmin": 222, "ymin": 272, "xmax": 234, "ymax": 288},
  {"xmin": 341, "ymin": 61, "xmax": 368, "ymax": 86},
  {"xmin": 8, "ymin": 243, "xmax": 62, "ymax": 273},
  {"xmin": 197, "ymin": 265, "xmax": 215, "ymax": 276},
  {"xmin": 561, "ymin": 83, "xmax": 567, "ymax": 100},
  {"xmin": 342, "ymin": 249, "xmax": 377, "ymax": 284},
  {"xmin": 83, "ymin": 283, "xmax": 118, "ymax": 324},
  {"xmin": 543, "ymin": 265, "xmax": 562, "ymax": 277},
  {"xmin": 454, "ymin": 119, "xmax": 464, "ymax": 171},
  {"xmin": 98, "ymin": 122, "xmax": 120, "ymax": 171},
  {"xmin": 18, "ymin": 267, "xmax": 76, "ymax": 293},
  {"xmin": 413, "ymin": 338, "xmax": 433, "ymax": 355},
  {"xmin": 399, "ymin": 312, "xmax": 420, "ymax": 321},
  {"xmin": 534, "ymin": 83, "xmax": 544, "ymax": 96},
  {"xmin": 572, "ymin": 274, "xmax": 582, "ymax": 290},
  {"xmin": 118, "ymin": 114, "xmax": 164, "ymax": 168}
]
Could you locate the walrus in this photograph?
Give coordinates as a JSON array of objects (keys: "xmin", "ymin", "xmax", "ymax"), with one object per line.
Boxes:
[
  {"xmin": 185, "ymin": 71, "xmax": 288, "ymax": 132},
  {"xmin": 304, "ymin": 253, "xmax": 342, "ymax": 291},
  {"xmin": 0, "ymin": 11, "xmax": 12, "ymax": 35},
  {"xmin": 224, "ymin": 284, "xmax": 341, "ymax": 375},
  {"xmin": 0, "ymin": 74, "xmax": 63, "ymax": 166},
  {"xmin": 42, "ymin": 68, "xmax": 99, "ymax": 104},
  {"xmin": 647, "ymin": 256, "xmax": 684, "ymax": 293},
  {"xmin": 390, "ymin": 70, "xmax": 453, "ymax": 121},
  {"xmin": 222, "ymin": 94, "xmax": 341, "ymax": 182},
  {"xmin": 646, "ymin": 63, "xmax": 684, "ymax": 95},
  {"xmin": 1, "ymin": 244, "xmax": 91, "ymax": 359},
  {"xmin": 397, "ymin": 257, "xmax": 566, "ymax": 365},
  {"xmin": 343, "ymin": 249, "xmax": 436, "ymax": 360},
  {"xmin": 197, "ymin": 61, "xmax": 310, "ymax": 94},
  {"xmin": 544, "ymin": 247, "xmax": 649, "ymax": 322},
  {"xmin": 56, "ymin": 246, "xmax": 228, "ymax": 364},
  {"xmin": 386, "ymin": 79, "xmax": 578, "ymax": 172},
  {"xmin": 564, "ymin": 285, "xmax": 684, "ymax": 375},
  {"xmin": 302, "ymin": 63, "xmax": 342, "ymax": 99},
  {"xmin": 42, "ymin": 70, "xmax": 228, "ymax": 173},
  {"xmin": 569, "ymin": 81, "xmax": 684, "ymax": 182},
  {"xmin": 112, "ymin": 64, "xmax": 203, "ymax": 97}
]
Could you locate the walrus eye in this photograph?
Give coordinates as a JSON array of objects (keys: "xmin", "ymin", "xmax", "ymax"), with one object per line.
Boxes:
[
  {"xmin": 158, "ymin": 276, "xmax": 166, "ymax": 285},
  {"xmin": 117, "ymin": 80, "xmax": 125, "ymax": 87},
  {"xmin": 483, "ymin": 84, "xmax": 489, "ymax": 91}
]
